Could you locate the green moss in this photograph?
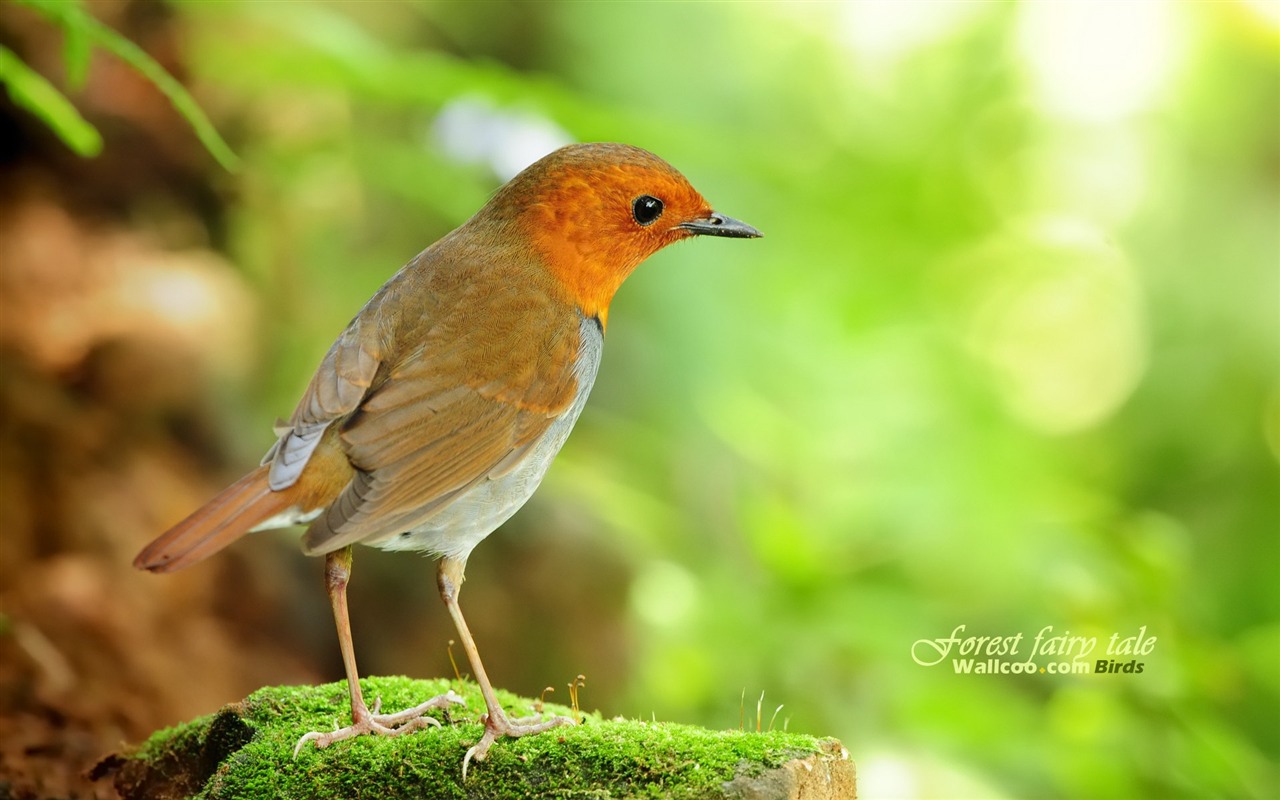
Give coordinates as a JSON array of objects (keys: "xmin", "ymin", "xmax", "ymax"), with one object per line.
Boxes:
[
  {"xmin": 120, "ymin": 677, "xmax": 844, "ymax": 799},
  {"xmin": 133, "ymin": 713, "xmax": 216, "ymax": 762}
]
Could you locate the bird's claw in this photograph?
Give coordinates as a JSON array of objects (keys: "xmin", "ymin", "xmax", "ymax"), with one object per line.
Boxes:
[
  {"xmin": 293, "ymin": 690, "xmax": 466, "ymax": 758},
  {"xmin": 460, "ymin": 710, "xmax": 577, "ymax": 779}
]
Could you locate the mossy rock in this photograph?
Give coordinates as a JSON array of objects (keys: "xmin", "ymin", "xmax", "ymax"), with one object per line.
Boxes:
[{"xmin": 99, "ymin": 676, "xmax": 855, "ymax": 799}]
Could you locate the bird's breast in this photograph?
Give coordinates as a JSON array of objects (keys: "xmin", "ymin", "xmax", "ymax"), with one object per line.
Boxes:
[{"xmin": 373, "ymin": 313, "xmax": 604, "ymax": 559}]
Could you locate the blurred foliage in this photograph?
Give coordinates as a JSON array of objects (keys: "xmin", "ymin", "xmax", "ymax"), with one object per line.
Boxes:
[
  {"xmin": 5, "ymin": 0, "xmax": 238, "ymax": 166},
  {"xmin": 10, "ymin": 1, "xmax": 1278, "ymax": 798}
]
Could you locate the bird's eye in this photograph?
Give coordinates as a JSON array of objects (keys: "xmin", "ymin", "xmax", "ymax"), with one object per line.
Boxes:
[{"xmin": 632, "ymin": 195, "xmax": 664, "ymax": 226}]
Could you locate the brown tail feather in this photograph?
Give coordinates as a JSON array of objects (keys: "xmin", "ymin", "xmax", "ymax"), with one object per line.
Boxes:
[{"xmin": 134, "ymin": 465, "xmax": 294, "ymax": 573}]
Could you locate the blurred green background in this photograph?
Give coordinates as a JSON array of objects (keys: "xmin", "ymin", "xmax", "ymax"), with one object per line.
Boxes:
[{"xmin": 4, "ymin": 1, "xmax": 1278, "ymax": 798}]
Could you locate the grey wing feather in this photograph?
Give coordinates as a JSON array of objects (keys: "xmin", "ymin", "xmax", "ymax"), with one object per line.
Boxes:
[{"xmin": 264, "ymin": 318, "xmax": 384, "ymax": 491}]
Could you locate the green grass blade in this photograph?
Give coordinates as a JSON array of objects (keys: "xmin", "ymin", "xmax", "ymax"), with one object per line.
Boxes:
[
  {"xmin": 83, "ymin": 15, "xmax": 241, "ymax": 171},
  {"xmin": 0, "ymin": 45, "xmax": 103, "ymax": 156},
  {"xmin": 62, "ymin": 19, "xmax": 92, "ymax": 90}
]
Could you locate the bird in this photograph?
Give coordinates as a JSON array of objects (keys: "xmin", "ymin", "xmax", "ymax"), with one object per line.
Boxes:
[{"xmin": 133, "ymin": 141, "xmax": 761, "ymax": 774}]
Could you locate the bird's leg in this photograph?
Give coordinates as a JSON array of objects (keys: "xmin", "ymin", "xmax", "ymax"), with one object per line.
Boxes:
[
  {"xmin": 437, "ymin": 557, "xmax": 576, "ymax": 777},
  {"xmin": 294, "ymin": 547, "xmax": 464, "ymax": 756}
]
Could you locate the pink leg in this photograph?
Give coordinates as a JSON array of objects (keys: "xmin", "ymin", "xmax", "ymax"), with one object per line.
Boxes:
[
  {"xmin": 437, "ymin": 556, "xmax": 576, "ymax": 778},
  {"xmin": 293, "ymin": 547, "xmax": 463, "ymax": 757}
]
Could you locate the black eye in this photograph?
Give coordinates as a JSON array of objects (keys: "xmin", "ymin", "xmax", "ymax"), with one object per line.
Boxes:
[{"xmin": 632, "ymin": 195, "xmax": 663, "ymax": 226}]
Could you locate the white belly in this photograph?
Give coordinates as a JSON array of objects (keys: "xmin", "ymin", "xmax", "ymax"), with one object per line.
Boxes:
[{"xmin": 373, "ymin": 315, "xmax": 603, "ymax": 560}]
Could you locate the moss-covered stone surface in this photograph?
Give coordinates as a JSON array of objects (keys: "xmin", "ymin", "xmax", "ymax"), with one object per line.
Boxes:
[{"xmin": 101, "ymin": 677, "xmax": 855, "ymax": 799}]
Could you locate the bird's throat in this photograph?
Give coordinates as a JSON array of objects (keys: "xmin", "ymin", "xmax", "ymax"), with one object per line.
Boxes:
[{"xmin": 530, "ymin": 238, "xmax": 635, "ymax": 333}]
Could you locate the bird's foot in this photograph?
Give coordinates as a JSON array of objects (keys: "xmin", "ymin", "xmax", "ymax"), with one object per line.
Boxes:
[
  {"xmin": 293, "ymin": 690, "xmax": 466, "ymax": 757},
  {"xmin": 462, "ymin": 708, "xmax": 577, "ymax": 779}
]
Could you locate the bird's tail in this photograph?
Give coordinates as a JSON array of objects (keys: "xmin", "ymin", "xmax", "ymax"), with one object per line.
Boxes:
[{"xmin": 134, "ymin": 465, "xmax": 294, "ymax": 573}]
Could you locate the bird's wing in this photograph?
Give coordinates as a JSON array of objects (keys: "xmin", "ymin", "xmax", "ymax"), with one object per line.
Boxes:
[
  {"xmin": 263, "ymin": 316, "xmax": 386, "ymax": 491},
  {"xmin": 300, "ymin": 282, "xmax": 586, "ymax": 554}
]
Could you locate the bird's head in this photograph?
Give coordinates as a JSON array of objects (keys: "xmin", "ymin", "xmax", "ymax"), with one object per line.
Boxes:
[{"xmin": 481, "ymin": 142, "xmax": 761, "ymax": 328}]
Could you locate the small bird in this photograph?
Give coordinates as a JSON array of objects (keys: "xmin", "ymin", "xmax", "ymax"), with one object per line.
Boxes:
[{"xmin": 133, "ymin": 142, "xmax": 760, "ymax": 773}]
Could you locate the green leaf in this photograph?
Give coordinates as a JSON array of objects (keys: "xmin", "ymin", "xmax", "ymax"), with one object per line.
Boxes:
[{"xmin": 0, "ymin": 45, "xmax": 103, "ymax": 157}]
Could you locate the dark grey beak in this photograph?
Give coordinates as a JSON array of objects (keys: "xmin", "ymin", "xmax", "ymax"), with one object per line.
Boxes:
[{"xmin": 678, "ymin": 212, "xmax": 762, "ymax": 239}]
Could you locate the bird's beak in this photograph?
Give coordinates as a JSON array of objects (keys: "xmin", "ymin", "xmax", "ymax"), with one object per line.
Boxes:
[{"xmin": 678, "ymin": 212, "xmax": 762, "ymax": 239}]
